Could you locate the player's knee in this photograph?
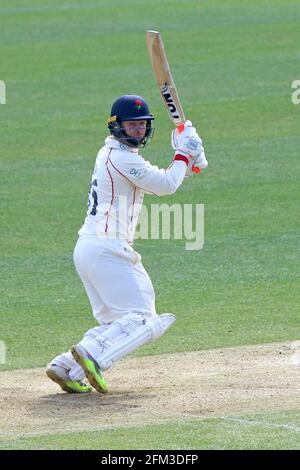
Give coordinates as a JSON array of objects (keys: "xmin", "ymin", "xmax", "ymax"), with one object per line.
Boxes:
[
  {"xmin": 114, "ymin": 312, "xmax": 147, "ymax": 332},
  {"xmin": 97, "ymin": 313, "xmax": 176, "ymax": 370},
  {"xmin": 147, "ymin": 313, "xmax": 176, "ymax": 340}
]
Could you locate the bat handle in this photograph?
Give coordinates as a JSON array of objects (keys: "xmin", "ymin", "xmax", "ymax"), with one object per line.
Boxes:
[{"xmin": 176, "ymin": 124, "xmax": 201, "ymax": 174}]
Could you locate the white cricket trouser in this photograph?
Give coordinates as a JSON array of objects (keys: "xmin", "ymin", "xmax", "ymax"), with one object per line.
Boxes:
[
  {"xmin": 49, "ymin": 236, "xmax": 158, "ymax": 380},
  {"xmin": 73, "ymin": 236, "xmax": 156, "ymax": 324}
]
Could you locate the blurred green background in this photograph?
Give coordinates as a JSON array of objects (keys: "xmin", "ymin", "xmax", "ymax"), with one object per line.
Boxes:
[
  {"xmin": 1, "ymin": 0, "xmax": 300, "ymax": 451},
  {"xmin": 1, "ymin": 0, "xmax": 299, "ymax": 370}
]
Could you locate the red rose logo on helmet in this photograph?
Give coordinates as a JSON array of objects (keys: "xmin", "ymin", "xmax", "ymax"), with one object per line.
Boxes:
[{"xmin": 135, "ymin": 99, "xmax": 143, "ymax": 110}]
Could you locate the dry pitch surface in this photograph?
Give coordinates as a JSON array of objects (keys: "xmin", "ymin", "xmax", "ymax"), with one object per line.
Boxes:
[{"xmin": 0, "ymin": 341, "xmax": 300, "ymax": 438}]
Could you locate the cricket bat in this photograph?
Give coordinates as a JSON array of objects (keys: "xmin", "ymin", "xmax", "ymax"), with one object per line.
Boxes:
[{"xmin": 146, "ymin": 30, "xmax": 201, "ymax": 173}]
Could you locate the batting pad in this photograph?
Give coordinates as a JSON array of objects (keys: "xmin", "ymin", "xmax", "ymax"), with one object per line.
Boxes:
[{"xmin": 97, "ymin": 313, "xmax": 176, "ymax": 370}]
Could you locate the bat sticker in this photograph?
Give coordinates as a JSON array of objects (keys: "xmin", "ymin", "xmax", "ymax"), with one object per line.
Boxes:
[{"xmin": 160, "ymin": 84, "xmax": 180, "ymax": 120}]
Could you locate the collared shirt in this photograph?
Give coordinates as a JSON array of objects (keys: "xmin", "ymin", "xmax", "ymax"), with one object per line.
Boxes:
[{"xmin": 78, "ymin": 137, "xmax": 187, "ymax": 243}]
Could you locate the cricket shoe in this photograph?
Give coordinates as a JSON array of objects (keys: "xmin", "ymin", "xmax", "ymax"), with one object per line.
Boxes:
[
  {"xmin": 71, "ymin": 344, "xmax": 108, "ymax": 394},
  {"xmin": 46, "ymin": 364, "xmax": 92, "ymax": 394}
]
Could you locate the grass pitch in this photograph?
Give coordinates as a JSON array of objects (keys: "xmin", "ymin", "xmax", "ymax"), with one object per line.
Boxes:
[{"xmin": 0, "ymin": 0, "xmax": 299, "ymax": 450}]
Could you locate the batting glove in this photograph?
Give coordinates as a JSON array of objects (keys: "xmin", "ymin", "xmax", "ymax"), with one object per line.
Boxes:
[
  {"xmin": 171, "ymin": 120, "xmax": 203, "ymax": 158},
  {"xmin": 172, "ymin": 121, "xmax": 208, "ymax": 175},
  {"xmin": 171, "ymin": 120, "xmax": 196, "ymax": 150},
  {"xmin": 185, "ymin": 150, "xmax": 208, "ymax": 177}
]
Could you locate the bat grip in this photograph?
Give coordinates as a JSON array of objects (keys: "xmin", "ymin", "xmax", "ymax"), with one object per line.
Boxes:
[{"xmin": 176, "ymin": 124, "xmax": 201, "ymax": 174}]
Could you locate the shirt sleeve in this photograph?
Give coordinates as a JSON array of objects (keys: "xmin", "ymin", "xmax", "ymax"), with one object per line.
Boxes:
[{"xmin": 108, "ymin": 149, "xmax": 188, "ymax": 196}]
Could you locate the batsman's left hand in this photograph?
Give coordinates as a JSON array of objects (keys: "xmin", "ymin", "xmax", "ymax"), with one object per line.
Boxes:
[
  {"xmin": 171, "ymin": 122, "xmax": 208, "ymax": 176},
  {"xmin": 171, "ymin": 120, "xmax": 199, "ymax": 156},
  {"xmin": 171, "ymin": 121, "xmax": 208, "ymax": 173}
]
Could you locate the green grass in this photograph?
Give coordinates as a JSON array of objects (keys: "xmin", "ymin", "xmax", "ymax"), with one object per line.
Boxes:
[{"xmin": 1, "ymin": 0, "xmax": 300, "ymax": 450}]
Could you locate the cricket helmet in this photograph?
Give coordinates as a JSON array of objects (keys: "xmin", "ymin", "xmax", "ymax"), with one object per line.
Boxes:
[{"xmin": 107, "ymin": 95, "xmax": 155, "ymax": 147}]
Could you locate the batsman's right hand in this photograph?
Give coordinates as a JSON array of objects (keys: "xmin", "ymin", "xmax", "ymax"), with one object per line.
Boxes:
[{"xmin": 185, "ymin": 151, "xmax": 208, "ymax": 176}]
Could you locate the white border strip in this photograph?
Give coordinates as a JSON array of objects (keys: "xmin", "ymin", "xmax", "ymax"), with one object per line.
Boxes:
[{"xmin": 220, "ymin": 416, "xmax": 300, "ymax": 433}]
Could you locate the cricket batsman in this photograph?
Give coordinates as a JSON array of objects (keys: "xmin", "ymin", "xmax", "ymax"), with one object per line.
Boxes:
[{"xmin": 46, "ymin": 95, "xmax": 208, "ymax": 393}]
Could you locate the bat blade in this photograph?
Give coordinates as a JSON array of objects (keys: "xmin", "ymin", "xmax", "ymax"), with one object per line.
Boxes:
[
  {"xmin": 146, "ymin": 30, "xmax": 185, "ymax": 126},
  {"xmin": 146, "ymin": 30, "xmax": 201, "ymax": 175}
]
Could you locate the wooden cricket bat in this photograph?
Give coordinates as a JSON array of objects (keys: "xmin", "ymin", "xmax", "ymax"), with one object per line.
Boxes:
[{"xmin": 146, "ymin": 30, "xmax": 201, "ymax": 173}]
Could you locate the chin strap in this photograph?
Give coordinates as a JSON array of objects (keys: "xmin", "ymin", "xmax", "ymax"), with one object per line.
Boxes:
[{"xmin": 108, "ymin": 120, "xmax": 154, "ymax": 148}]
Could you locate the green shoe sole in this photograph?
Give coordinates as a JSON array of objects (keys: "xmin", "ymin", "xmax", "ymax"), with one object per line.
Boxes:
[
  {"xmin": 46, "ymin": 369, "xmax": 92, "ymax": 393},
  {"xmin": 71, "ymin": 346, "xmax": 108, "ymax": 394}
]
